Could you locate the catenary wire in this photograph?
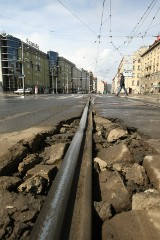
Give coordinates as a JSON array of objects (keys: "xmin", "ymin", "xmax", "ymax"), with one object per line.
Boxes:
[{"xmin": 56, "ymin": 0, "xmax": 98, "ymax": 36}]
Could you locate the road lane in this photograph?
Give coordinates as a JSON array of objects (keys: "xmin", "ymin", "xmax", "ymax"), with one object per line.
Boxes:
[
  {"xmin": 0, "ymin": 94, "xmax": 86, "ymax": 134},
  {"xmin": 93, "ymin": 95, "xmax": 160, "ymax": 139}
]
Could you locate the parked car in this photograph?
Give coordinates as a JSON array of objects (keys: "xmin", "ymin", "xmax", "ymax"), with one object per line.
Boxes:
[{"xmin": 14, "ymin": 88, "xmax": 33, "ymax": 94}]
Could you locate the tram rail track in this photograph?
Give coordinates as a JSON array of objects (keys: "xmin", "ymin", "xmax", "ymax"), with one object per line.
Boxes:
[
  {"xmin": 30, "ymin": 99, "xmax": 92, "ymax": 240},
  {"xmin": 1, "ymin": 96, "xmax": 160, "ymax": 240}
]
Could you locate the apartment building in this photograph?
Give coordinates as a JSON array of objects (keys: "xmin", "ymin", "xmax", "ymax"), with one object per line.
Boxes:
[
  {"xmin": 57, "ymin": 56, "xmax": 75, "ymax": 93},
  {"xmin": 141, "ymin": 36, "xmax": 160, "ymax": 94},
  {"xmin": 132, "ymin": 46, "xmax": 148, "ymax": 94}
]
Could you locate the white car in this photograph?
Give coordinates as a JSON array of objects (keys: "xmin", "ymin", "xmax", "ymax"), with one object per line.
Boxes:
[{"xmin": 14, "ymin": 88, "xmax": 32, "ymax": 94}]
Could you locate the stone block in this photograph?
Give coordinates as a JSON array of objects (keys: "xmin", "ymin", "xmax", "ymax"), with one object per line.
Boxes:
[
  {"xmin": 107, "ymin": 128, "xmax": 128, "ymax": 143},
  {"xmin": 99, "ymin": 170, "xmax": 131, "ymax": 213},
  {"xmin": 125, "ymin": 163, "xmax": 148, "ymax": 185},
  {"xmin": 26, "ymin": 164, "xmax": 57, "ymax": 181},
  {"xmin": 143, "ymin": 155, "xmax": 160, "ymax": 191},
  {"xmin": 143, "ymin": 139, "xmax": 160, "ymax": 154},
  {"xmin": 44, "ymin": 143, "xmax": 67, "ymax": 165},
  {"xmin": 132, "ymin": 190, "xmax": 160, "ymax": 210},
  {"xmin": 102, "ymin": 208, "xmax": 160, "ymax": 240},
  {"xmin": 97, "ymin": 143, "xmax": 133, "ymax": 167},
  {"xmin": 94, "ymin": 157, "xmax": 107, "ymax": 171},
  {"xmin": 94, "ymin": 115, "xmax": 112, "ymax": 125},
  {"xmin": 94, "ymin": 201, "xmax": 112, "ymax": 221},
  {"xmin": 18, "ymin": 154, "xmax": 41, "ymax": 174},
  {"xmin": 18, "ymin": 175, "xmax": 46, "ymax": 194}
]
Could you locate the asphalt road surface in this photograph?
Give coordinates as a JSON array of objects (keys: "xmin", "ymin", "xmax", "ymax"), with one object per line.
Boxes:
[
  {"xmin": 0, "ymin": 94, "xmax": 159, "ymax": 139},
  {"xmin": 0, "ymin": 94, "xmax": 87, "ymax": 134},
  {"xmin": 93, "ymin": 95, "xmax": 160, "ymax": 139}
]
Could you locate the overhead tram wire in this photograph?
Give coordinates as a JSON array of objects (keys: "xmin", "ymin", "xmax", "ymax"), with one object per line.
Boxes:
[
  {"xmin": 136, "ymin": 4, "xmax": 160, "ymax": 46},
  {"xmin": 108, "ymin": 0, "xmax": 122, "ymax": 57},
  {"xmin": 129, "ymin": 0, "xmax": 158, "ymax": 40},
  {"xmin": 109, "ymin": 0, "xmax": 159, "ymax": 77},
  {"xmin": 143, "ymin": 5, "xmax": 160, "ymax": 38},
  {"xmin": 94, "ymin": 0, "xmax": 106, "ymax": 72},
  {"xmin": 56, "ymin": 0, "xmax": 97, "ymax": 37},
  {"xmin": 110, "ymin": 0, "xmax": 158, "ymax": 59},
  {"xmin": 127, "ymin": 0, "xmax": 158, "ymax": 45},
  {"xmin": 120, "ymin": 0, "xmax": 158, "ymax": 52}
]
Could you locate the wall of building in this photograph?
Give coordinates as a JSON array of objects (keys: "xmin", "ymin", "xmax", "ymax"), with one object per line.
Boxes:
[
  {"xmin": 97, "ymin": 80, "xmax": 104, "ymax": 94},
  {"xmin": 141, "ymin": 38, "xmax": 160, "ymax": 94},
  {"xmin": 0, "ymin": 34, "xmax": 97, "ymax": 94},
  {"xmin": 112, "ymin": 37, "xmax": 160, "ymax": 95}
]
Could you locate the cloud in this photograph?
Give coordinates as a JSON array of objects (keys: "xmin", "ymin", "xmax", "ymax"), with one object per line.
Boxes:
[{"xmin": 0, "ymin": 0, "xmax": 159, "ymax": 84}]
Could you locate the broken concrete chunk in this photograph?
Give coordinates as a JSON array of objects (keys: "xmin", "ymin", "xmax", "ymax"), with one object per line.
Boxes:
[
  {"xmin": 107, "ymin": 128, "xmax": 128, "ymax": 143},
  {"xmin": 94, "ymin": 157, "xmax": 107, "ymax": 172},
  {"xmin": 126, "ymin": 163, "xmax": 148, "ymax": 185},
  {"xmin": 94, "ymin": 115, "xmax": 112, "ymax": 125},
  {"xmin": 26, "ymin": 164, "xmax": 58, "ymax": 181},
  {"xmin": 102, "ymin": 208, "xmax": 160, "ymax": 240},
  {"xmin": 132, "ymin": 190, "xmax": 160, "ymax": 210},
  {"xmin": 18, "ymin": 154, "xmax": 41, "ymax": 174},
  {"xmin": 97, "ymin": 143, "xmax": 133, "ymax": 167},
  {"xmin": 18, "ymin": 175, "xmax": 46, "ymax": 194},
  {"xmin": 143, "ymin": 139, "xmax": 160, "ymax": 155},
  {"xmin": 44, "ymin": 143, "xmax": 68, "ymax": 165},
  {"xmin": 99, "ymin": 170, "xmax": 131, "ymax": 213},
  {"xmin": 94, "ymin": 201, "xmax": 112, "ymax": 221},
  {"xmin": 143, "ymin": 155, "xmax": 160, "ymax": 191}
]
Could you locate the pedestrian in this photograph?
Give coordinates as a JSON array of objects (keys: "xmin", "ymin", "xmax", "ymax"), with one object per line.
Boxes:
[{"xmin": 116, "ymin": 73, "xmax": 128, "ymax": 96}]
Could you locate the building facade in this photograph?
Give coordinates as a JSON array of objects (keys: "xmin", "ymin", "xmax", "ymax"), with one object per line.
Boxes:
[
  {"xmin": 0, "ymin": 34, "xmax": 50, "ymax": 93},
  {"xmin": 0, "ymin": 34, "xmax": 21, "ymax": 92},
  {"xmin": 0, "ymin": 33, "xmax": 97, "ymax": 94},
  {"xmin": 112, "ymin": 37, "xmax": 160, "ymax": 95},
  {"xmin": 141, "ymin": 37, "xmax": 160, "ymax": 94},
  {"xmin": 132, "ymin": 46, "xmax": 148, "ymax": 94}
]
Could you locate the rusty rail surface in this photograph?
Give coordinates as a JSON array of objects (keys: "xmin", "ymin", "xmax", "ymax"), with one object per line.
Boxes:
[{"xmin": 30, "ymin": 99, "xmax": 91, "ymax": 240}]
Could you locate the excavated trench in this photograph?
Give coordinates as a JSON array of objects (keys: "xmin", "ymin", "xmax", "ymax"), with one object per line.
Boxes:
[
  {"xmin": 0, "ymin": 117, "xmax": 80, "ymax": 239},
  {"xmin": 92, "ymin": 113, "xmax": 156, "ymax": 240},
  {"xmin": 0, "ymin": 113, "xmax": 157, "ymax": 239}
]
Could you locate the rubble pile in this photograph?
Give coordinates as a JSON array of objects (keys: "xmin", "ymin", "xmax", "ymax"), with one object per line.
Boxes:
[
  {"xmin": 0, "ymin": 118, "xmax": 79, "ymax": 239},
  {"xmin": 92, "ymin": 114, "xmax": 160, "ymax": 240}
]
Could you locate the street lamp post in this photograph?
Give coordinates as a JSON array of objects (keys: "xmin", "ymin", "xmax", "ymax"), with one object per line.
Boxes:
[
  {"xmin": 67, "ymin": 75, "xmax": 68, "ymax": 93},
  {"xmin": 21, "ymin": 41, "xmax": 25, "ymax": 97},
  {"xmin": 51, "ymin": 67, "xmax": 54, "ymax": 94}
]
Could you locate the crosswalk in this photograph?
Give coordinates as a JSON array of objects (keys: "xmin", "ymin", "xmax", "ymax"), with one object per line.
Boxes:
[
  {"xmin": 0, "ymin": 94, "xmax": 85, "ymax": 102},
  {"xmin": 43, "ymin": 94, "xmax": 84, "ymax": 100}
]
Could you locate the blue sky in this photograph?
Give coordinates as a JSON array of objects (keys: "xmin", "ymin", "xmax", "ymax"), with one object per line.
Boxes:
[{"xmin": 0, "ymin": 0, "xmax": 160, "ymax": 83}]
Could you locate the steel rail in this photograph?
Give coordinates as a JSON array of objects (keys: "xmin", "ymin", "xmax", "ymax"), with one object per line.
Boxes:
[
  {"xmin": 30, "ymin": 99, "xmax": 90, "ymax": 240},
  {"xmin": 79, "ymin": 109, "xmax": 92, "ymax": 240}
]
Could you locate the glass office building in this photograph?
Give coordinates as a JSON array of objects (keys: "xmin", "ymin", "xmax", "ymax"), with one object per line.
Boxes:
[{"xmin": 0, "ymin": 34, "xmax": 21, "ymax": 92}]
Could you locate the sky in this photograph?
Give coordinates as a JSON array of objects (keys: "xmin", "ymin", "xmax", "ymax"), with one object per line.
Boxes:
[{"xmin": 0, "ymin": 0, "xmax": 160, "ymax": 84}]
